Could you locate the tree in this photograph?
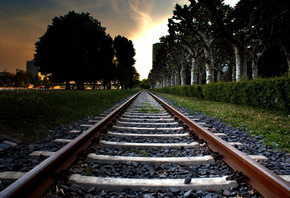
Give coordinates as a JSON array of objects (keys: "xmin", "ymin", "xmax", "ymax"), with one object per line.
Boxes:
[
  {"xmin": 150, "ymin": 42, "xmax": 172, "ymax": 87},
  {"xmin": 139, "ymin": 79, "xmax": 150, "ymax": 89},
  {"xmin": 261, "ymin": 0, "xmax": 290, "ymax": 75},
  {"xmin": 149, "ymin": 0, "xmax": 289, "ymax": 87},
  {"xmin": 149, "ymin": 36, "xmax": 190, "ymax": 88},
  {"xmin": 168, "ymin": 18, "xmax": 202, "ymax": 85},
  {"xmin": 87, "ymin": 35, "xmax": 115, "ymax": 89},
  {"xmin": 171, "ymin": 2, "xmax": 217, "ymax": 84},
  {"xmin": 35, "ymin": 11, "xmax": 113, "ymax": 90},
  {"xmin": 114, "ymin": 36, "xmax": 138, "ymax": 89},
  {"xmin": 199, "ymin": 0, "xmax": 285, "ymax": 80}
]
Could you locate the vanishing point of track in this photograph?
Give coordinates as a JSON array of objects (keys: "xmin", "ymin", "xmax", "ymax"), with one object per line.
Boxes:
[{"xmin": 0, "ymin": 91, "xmax": 289, "ymax": 197}]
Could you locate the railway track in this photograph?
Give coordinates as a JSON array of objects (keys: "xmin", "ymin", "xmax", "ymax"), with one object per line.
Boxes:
[{"xmin": 0, "ymin": 91, "xmax": 289, "ymax": 197}]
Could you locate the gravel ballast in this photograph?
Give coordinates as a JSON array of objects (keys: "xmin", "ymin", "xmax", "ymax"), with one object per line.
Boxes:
[{"xmin": 0, "ymin": 91, "xmax": 289, "ymax": 197}]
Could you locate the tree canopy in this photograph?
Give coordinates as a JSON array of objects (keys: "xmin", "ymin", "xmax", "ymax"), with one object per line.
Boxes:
[
  {"xmin": 149, "ymin": 0, "xmax": 290, "ymax": 88},
  {"xmin": 114, "ymin": 35, "xmax": 139, "ymax": 89},
  {"xmin": 35, "ymin": 11, "xmax": 139, "ymax": 89}
]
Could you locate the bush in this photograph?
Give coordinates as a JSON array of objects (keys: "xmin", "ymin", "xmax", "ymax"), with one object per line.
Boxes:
[
  {"xmin": 229, "ymin": 81, "xmax": 248, "ymax": 105},
  {"xmin": 185, "ymin": 85, "xmax": 204, "ymax": 99},
  {"xmin": 153, "ymin": 77, "xmax": 289, "ymax": 113},
  {"xmin": 179, "ymin": 86, "xmax": 188, "ymax": 96},
  {"xmin": 246, "ymin": 78, "xmax": 289, "ymax": 110}
]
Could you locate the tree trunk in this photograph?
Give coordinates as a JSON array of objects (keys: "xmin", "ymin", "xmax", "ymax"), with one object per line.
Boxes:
[
  {"xmin": 287, "ymin": 55, "xmax": 290, "ymax": 76},
  {"xmin": 175, "ymin": 69, "xmax": 180, "ymax": 86},
  {"xmin": 204, "ymin": 47, "xmax": 214, "ymax": 84},
  {"xmin": 92, "ymin": 82, "xmax": 96, "ymax": 89},
  {"xmin": 233, "ymin": 44, "xmax": 248, "ymax": 81},
  {"xmin": 180, "ymin": 64, "xmax": 186, "ymax": 85},
  {"xmin": 171, "ymin": 70, "xmax": 175, "ymax": 86},
  {"xmin": 233, "ymin": 45, "xmax": 242, "ymax": 81},
  {"xmin": 191, "ymin": 58, "xmax": 198, "ymax": 85},
  {"xmin": 199, "ymin": 67, "xmax": 204, "ymax": 85},
  {"xmin": 217, "ymin": 70, "xmax": 221, "ymax": 81},
  {"xmin": 65, "ymin": 81, "xmax": 70, "ymax": 90},
  {"xmin": 161, "ymin": 74, "xmax": 165, "ymax": 88},
  {"xmin": 77, "ymin": 81, "xmax": 84, "ymax": 90},
  {"xmin": 280, "ymin": 45, "xmax": 290, "ymax": 76},
  {"xmin": 107, "ymin": 81, "xmax": 111, "ymax": 89},
  {"xmin": 243, "ymin": 45, "xmax": 248, "ymax": 79},
  {"xmin": 252, "ymin": 56, "xmax": 259, "ymax": 79},
  {"xmin": 232, "ymin": 63, "xmax": 236, "ymax": 82}
]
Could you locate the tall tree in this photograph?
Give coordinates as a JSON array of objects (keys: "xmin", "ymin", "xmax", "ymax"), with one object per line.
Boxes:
[
  {"xmin": 88, "ymin": 35, "xmax": 115, "ymax": 89},
  {"xmin": 262, "ymin": 0, "xmax": 290, "ymax": 75},
  {"xmin": 168, "ymin": 19, "xmax": 202, "ymax": 85},
  {"xmin": 114, "ymin": 36, "xmax": 138, "ymax": 89},
  {"xmin": 170, "ymin": 2, "xmax": 217, "ymax": 84},
  {"xmin": 151, "ymin": 42, "xmax": 173, "ymax": 87},
  {"xmin": 199, "ymin": 0, "xmax": 270, "ymax": 80},
  {"xmin": 35, "ymin": 11, "xmax": 112, "ymax": 90}
]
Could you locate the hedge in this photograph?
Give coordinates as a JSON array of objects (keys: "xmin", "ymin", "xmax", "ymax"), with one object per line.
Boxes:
[{"xmin": 153, "ymin": 77, "xmax": 289, "ymax": 113}]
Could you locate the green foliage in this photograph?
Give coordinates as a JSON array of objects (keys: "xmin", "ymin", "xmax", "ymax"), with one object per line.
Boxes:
[
  {"xmin": 139, "ymin": 79, "xmax": 150, "ymax": 89},
  {"xmin": 178, "ymin": 86, "xmax": 188, "ymax": 96},
  {"xmin": 154, "ymin": 77, "xmax": 289, "ymax": 113},
  {"xmin": 228, "ymin": 81, "xmax": 248, "ymax": 105},
  {"xmin": 0, "ymin": 89, "xmax": 138, "ymax": 143},
  {"xmin": 139, "ymin": 82, "xmax": 150, "ymax": 89},
  {"xmin": 246, "ymin": 78, "xmax": 289, "ymax": 111},
  {"xmin": 148, "ymin": 0, "xmax": 290, "ymax": 87},
  {"xmin": 154, "ymin": 92, "xmax": 289, "ymax": 152}
]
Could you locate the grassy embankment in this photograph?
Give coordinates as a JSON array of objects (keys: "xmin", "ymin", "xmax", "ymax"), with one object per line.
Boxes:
[
  {"xmin": 153, "ymin": 92, "xmax": 289, "ymax": 152},
  {"xmin": 0, "ymin": 89, "xmax": 139, "ymax": 143}
]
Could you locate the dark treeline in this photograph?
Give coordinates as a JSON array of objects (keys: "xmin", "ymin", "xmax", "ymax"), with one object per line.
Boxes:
[
  {"xmin": 148, "ymin": 0, "xmax": 290, "ymax": 88},
  {"xmin": 0, "ymin": 70, "xmax": 44, "ymax": 88},
  {"xmin": 34, "ymin": 11, "xmax": 139, "ymax": 90}
]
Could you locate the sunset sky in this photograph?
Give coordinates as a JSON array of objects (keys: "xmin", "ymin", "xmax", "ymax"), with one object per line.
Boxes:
[{"xmin": 0, "ymin": 0, "xmax": 238, "ymax": 80}]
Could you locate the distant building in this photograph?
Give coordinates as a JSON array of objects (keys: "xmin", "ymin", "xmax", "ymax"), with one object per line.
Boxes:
[
  {"xmin": 152, "ymin": 43, "xmax": 162, "ymax": 65},
  {"xmin": 26, "ymin": 60, "xmax": 38, "ymax": 76}
]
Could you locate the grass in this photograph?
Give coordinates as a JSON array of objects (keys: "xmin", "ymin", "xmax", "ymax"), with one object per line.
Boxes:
[
  {"xmin": 0, "ymin": 89, "xmax": 139, "ymax": 143},
  {"xmin": 125, "ymin": 148, "xmax": 149, "ymax": 157},
  {"xmin": 137, "ymin": 102, "xmax": 161, "ymax": 113},
  {"xmin": 153, "ymin": 92, "xmax": 290, "ymax": 152}
]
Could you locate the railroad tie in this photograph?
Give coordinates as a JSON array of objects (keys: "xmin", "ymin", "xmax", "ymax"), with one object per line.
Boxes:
[
  {"xmin": 27, "ymin": 150, "xmax": 271, "ymax": 162},
  {"xmin": 67, "ymin": 175, "xmax": 238, "ymax": 191}
]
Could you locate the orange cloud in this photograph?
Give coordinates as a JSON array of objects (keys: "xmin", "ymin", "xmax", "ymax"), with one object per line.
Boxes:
[{"xmin": 0, "ymin": 0, "xmax": 190, "ymax": 78}]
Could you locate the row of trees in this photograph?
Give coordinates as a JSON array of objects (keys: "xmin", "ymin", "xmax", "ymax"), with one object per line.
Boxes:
[
  {"xmin": 148, "ymin": 0, "xmax": 289, "ymax": 88},
  {"xmin": 0, "ymin": 70, "xmax": 44, "ymax": 88},
  {"xmin": 35, "ymin": 11, "xmax": 139, "ymax": 90}
]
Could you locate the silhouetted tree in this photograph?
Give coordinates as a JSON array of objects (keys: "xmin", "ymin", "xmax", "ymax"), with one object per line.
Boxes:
[
  {"xmin": 114, "ymin": 36, "xmax": 138, "ymax": 89},
  {"xmin": 35, "ymin": 11, "xmax": 113, "ymax": 90}
]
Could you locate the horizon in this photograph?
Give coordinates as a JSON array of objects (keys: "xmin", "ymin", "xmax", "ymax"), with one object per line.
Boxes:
[{"xmin": 0, "ymin": 0, "xmax": 238, "ymax": 80}]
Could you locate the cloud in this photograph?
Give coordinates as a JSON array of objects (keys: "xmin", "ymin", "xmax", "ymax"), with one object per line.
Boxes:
[
  {"xmin": 0, "ymin": 0, "xmax": 190, "ymax": 78},
  {"xmin": 128, "ymin": 0, "xmax": 189, "ymax": 79},
  {"xmin": 126, "ymin": 1, "xmax": 153, "ymax": 36}
]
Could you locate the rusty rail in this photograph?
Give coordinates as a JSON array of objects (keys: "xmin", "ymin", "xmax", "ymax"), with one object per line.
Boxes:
[
  {"xmin": 149, "ymin": 91, "xmax": 290, "ymax": 198},
  {"xmin": 0, "ymin": 91, "xmax": 141, "ymax": 198}
]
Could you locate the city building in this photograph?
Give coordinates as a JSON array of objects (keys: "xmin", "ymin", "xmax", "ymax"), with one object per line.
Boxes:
[
  {"xmin": 152, "ymin": 43, "xmax": 162, "ymax": 65},
  {"xmin": 26, "ymin": 60, "xmax": 38, "ymax": 76}
]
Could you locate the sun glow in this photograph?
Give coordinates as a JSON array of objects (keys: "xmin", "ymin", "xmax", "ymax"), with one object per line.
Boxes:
[{"xmin": 132, "ymin": 21, "xmax": 168, "ymax": 80}]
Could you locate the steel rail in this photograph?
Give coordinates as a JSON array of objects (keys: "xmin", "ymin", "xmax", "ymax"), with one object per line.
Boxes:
[
  {"xmin": 0, "ymin": 91, "xmax": 141, "ymax": 198},
  {"xmin": 149, "ymin": 91, "xmax": 290, "ymax": 198}
]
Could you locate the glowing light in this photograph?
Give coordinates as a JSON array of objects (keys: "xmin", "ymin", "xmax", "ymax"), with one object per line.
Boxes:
[
  {"xmin": 132, "ymin": 21, "xmax": 168, "ymax": 80},
  {"xmin": 223, "ymin": 0, "xmax": 239, "ymax": 7}
]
